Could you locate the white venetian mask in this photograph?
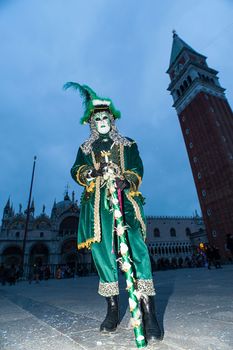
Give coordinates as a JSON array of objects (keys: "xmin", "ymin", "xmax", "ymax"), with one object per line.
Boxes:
[{"xmin": 93, "ymin": 111, "xmax": 111, "ymax": 134}]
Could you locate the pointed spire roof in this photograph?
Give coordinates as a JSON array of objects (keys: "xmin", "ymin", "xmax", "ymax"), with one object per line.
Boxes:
[
  {"xmin": 4, "ymin": 197, "xmax": 10, "ymax": 209},
  {"xmin": 52, "ymin": 199, "xmax": 57, "ymax": 209},
  {"xmin": 169, "ymin": 30, "xmax": 199, "ymax": 67}
]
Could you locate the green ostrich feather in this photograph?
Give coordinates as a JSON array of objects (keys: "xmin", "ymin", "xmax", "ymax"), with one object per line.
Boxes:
[{"xmin": 63, "ymin": 81, "xmax": 121, "ymax": 124}]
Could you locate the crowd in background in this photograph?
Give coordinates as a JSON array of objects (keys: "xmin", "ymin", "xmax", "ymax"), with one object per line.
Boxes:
[{"xmin": 1, "ymin": 239, "xmax": 233, "ymax": 286}]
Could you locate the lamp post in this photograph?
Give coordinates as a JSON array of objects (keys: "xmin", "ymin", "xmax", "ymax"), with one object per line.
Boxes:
[{"xmin": 21, "ymin": 156, "xmax": 37, "ymax": 278}]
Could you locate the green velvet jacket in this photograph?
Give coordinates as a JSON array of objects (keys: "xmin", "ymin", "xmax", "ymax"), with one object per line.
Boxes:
[{"xmin": 71, "ymin": 135, "xmax": 147, "ymax": 249}]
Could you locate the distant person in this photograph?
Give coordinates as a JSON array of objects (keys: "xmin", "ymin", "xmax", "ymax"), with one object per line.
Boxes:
[
  {"xmin": 0, "ymin": 264, "xmax": 6, "ymax": 285},
  {"xmin": 56, "ymin": 266, "xmax": 62, "ymax": 279},
  {"xmin": 44, "ymin": 265, "xmax": 51, "ymax": 280},
  {"xmin": 33, "ymin": 264, "xmax": 40, "ymax": 283},
  {"xmin": 212, "ymin": 246, "xmax": 221, "ymax": 268},
  {"xmin": 205, "ymin": 244, "xmax": 214, "ymax": 269},
  {"xmin": 8, "ymin": 265, "xmax": 16, "ymax": 286}
]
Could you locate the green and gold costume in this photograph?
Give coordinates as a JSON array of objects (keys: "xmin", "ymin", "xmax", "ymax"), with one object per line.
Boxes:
[{"xmin": 71, "ymin": 134, "xmax": 155, "ymax": 297}]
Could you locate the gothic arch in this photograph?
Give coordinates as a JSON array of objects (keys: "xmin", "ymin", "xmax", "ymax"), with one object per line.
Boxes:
[
  {"xmin": 59, "ymin": 216, "xmax": 79, "ymax": 237},
  {"xmin": 2, "ymin": 245, "xmax": 22, "ymax": 266},
  {"xmin": 29, "ymin": 243, "xmax": 49, "ymax": 266}
]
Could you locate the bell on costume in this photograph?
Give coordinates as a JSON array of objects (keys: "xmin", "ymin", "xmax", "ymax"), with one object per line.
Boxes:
[{"xmin": 100, "ymin": 296, "xmax": 120, "ymax": 332}]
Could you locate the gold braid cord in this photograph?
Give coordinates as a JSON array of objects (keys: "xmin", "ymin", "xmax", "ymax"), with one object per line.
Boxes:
[
  {"xmin": 77, "ymin": 177, "xmax": 101, "ymax": 250},
  {"xmin": 126, "ymin": 192, "xmax": 146, "ymax": 235},
  {"xmin": 119, "ymin": 144, "xmax": 146, "ymax": 235},
  {"xmin": 77, "ymin": 152, "xmax": 101, "ymax": 250},
  {"xmin": 91, "ymin": 150, "xmax": 99, "ymax": 169},
  {"xmin": 119, "ymin": 143, "xmax": 125, "ymax": 173}
]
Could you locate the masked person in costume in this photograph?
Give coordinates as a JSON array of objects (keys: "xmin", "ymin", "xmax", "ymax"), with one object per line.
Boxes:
[{"xmin": 66, "ymin": 82, "xmax": 162, "ymax": 343}]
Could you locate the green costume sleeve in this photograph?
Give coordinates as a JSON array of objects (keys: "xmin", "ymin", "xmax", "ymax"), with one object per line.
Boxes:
[
  {"xmin": 124, "ymin": 141, "xmax": 143, "ymax": 192},
  {"xmin": 70, "ymin": 147, "xmax": 94, "ymax": 188}
]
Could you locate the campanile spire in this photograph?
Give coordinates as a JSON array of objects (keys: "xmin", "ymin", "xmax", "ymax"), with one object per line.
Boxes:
[{"xmin": 167, "ymin": 33, "xmax": 233, "ymax": 259}]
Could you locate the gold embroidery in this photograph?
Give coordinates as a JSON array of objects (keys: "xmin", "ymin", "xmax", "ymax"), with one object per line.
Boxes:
[
  {"xmin": 86, "ymin": 181, "xmax": 95, "ymax": 193},
  {"xmin": 76, "ymin": 165, "xmax": 88, "ymax": 186},
  {"xmin": 129, "ymin": 191, "xmax": 142, "ymax": 197},
  {"xmin": 77, "ymin": 238, "xmax": 96, "ymax": 250},
  {"xmin": 126, "ymin": 192, "xmax": 146, "ymax": 235},
  {"xmin": 100, "ymin": 150, "xmax": 111, "ymax": 162},
  {"xmin": 124, "ymin": 170, "xmax": 142, "ymax": 188}
]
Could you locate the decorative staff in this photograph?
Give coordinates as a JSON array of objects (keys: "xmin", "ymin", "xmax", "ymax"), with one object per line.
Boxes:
[{"xmin": 103, "ymin": 157, "xmax": 147, "ymax": 349}]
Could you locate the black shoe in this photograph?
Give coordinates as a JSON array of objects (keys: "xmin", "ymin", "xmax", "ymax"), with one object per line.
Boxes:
[
  {"xmin": 140, "ymin": 294, "xmax": 163, "ymax": 342},
  {"xmin": 100, "ymin": 296, "xmax": 119, "ymax": 332}
]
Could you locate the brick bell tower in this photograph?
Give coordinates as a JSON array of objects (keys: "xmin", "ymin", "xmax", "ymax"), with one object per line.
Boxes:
[{"xmin": 167, "ymin": 31, "xmax": 233, "ymax": 259}]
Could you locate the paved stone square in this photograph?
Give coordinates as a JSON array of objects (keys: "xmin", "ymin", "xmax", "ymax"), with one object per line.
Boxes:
[{"xmin": 0, "ymin": 265, "xmax": 233, "ymax": 350}]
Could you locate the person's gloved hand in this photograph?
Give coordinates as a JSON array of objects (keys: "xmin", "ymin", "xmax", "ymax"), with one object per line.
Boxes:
[
  {"xmin": 115, "ymin": 177, "xmax": 130, "ymax": 191},
  {"xmin": 88, "ymin": 163, "xmax": 108, "ymax": 178}
]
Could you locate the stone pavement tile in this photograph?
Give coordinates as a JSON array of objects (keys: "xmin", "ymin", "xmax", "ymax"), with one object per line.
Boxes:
[
  {"xmin": 164, "ymin": 333, "xmax": 232, "ymax": 350},
  {"xmin": 70, "ymin": 328, "xmax": 174, "ymax": 350},
  {"xmin": 0, "ymin": 298, "xmax": 31, "ymax": 322},
  {"xmin": 164, "ymin": 314, "xmax": 233, "ymax": 350},
  {"xmin": 0, "ymin": 316, "xmax": 85, "ymax": 350},
  {"xmin": 0, "ymin": 316, "xmax": 59, "ymax": 346},
  {"xmin": 1, "ymin": 334, "xmax": 84, "ymax": 350},
  {"xmin": 2, "ymin": 291, "xmax": 100, "ymax": 334}
]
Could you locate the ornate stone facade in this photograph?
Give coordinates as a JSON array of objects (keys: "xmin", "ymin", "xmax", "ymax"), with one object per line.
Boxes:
[
  {"xmin": 0, "ymin": 191, "xmax": 206, "ymax": 275},
  {"xmin": 0, "ymin": 192, "xmax": 92, "ymax": 276}
]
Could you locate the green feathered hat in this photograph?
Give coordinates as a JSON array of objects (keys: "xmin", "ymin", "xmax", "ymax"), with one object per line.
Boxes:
[{"xmin": 63, "ymin": 82, "xmax": 121, "ymax": 125}]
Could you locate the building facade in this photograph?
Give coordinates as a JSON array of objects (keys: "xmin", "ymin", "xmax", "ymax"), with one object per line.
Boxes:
[
  {"xmin": 167, "ymin": 31, "xmax": 233, "ymax": 259},
  {"xmin": 0, "ymin": 192, "xmax": 206, "ymax": 275}
]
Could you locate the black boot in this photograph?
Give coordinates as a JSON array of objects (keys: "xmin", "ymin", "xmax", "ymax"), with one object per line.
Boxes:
[
  {"xmin": 140, "ymin": 294, "xmax": 163, "ymax": 342},
  {"xmin": 100, "ymin": 296, "xmax": 119, "ymax": 332}
]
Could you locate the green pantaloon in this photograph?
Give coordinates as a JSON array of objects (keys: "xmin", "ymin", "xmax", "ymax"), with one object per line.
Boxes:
[{"xmin": 91, "ymin": 204, "xmax": 155, "ymax": 297}]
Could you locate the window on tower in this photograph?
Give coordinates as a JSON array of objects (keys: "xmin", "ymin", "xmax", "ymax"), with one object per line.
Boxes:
[
  {"xmin": 187, "ymin": 75, "xmax": 192, "ymax": 84},
  {"xmin": 202, "ymin": 190, "xmax": 206, "ymax": 197},
  {"xmin": 212, "ymin": 230, "xmax": 217, "ymax": 238}
]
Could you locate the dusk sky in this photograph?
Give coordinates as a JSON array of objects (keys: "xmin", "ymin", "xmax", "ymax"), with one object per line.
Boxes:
[{"xmin": 1, "ymin": 0, "xmax": 233, "ymax": 218}]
